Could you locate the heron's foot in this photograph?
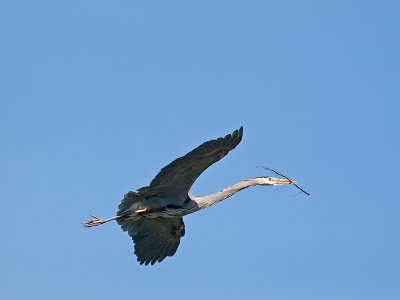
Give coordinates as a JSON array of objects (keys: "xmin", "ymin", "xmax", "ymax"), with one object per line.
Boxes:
[
  {"xmin": 82, "ymin": 215, "xmax": 117, "ymax": 227},
  {"xmin": 135, "ymin": 208, "xmax": 147, "ymax": 214}
]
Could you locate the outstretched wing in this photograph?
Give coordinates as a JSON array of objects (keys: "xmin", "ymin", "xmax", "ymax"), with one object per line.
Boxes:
[
  {"xmin": 138, "ymin": 127, "xmax": 243, "ymax": 199},
  {"xmin": 117, "ymin": 216, "xmax": 185, "ymax": 265}
]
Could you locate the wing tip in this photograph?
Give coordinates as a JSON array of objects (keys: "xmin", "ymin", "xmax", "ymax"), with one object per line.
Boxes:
[
  {"xmin": 237, "ymin": 126, "xmax": 243, "ymax": 140},
  {"xmin": 225, "ymin": 126, "xmax": 243, "ymax": 149}
]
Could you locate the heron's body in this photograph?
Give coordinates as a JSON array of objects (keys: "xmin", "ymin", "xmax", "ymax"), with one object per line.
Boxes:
[{"xmin": 84, "ymin": 127, "xmax": 295, "ymax": 265}]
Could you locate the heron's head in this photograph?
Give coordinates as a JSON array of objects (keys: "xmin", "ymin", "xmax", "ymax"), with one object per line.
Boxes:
[{"xmin": 258, "ymin": 176, "xmax": 296, "ymax": 186}]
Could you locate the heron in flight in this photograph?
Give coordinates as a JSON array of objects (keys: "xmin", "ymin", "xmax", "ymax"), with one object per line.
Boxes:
[{"xmin": 83, "ymin": 127, "xmax": 296, "ymax": 265}]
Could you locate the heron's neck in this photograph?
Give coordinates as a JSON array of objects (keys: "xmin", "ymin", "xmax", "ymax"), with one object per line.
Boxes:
[{"xmin": 188, "ymin": 178, "xmax": 266, "ymax": 212}]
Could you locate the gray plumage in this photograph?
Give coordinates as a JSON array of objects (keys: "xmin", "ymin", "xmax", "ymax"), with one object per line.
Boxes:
[
  {"xmin": 84, "ymin": 127, "xmax": 295, "ymax": 265},
  {"xmin": 117, "ymin": 127, "xmax": 242, "ymax": 265},
  {"xmin": 136, "ymin": 127, "xmax": 243, "ymax": 204}
]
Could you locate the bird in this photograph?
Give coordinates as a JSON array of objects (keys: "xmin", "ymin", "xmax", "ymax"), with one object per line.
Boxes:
[{"xmin": 83, "ymin": 127, "xmax": 296, "ymax": 265}]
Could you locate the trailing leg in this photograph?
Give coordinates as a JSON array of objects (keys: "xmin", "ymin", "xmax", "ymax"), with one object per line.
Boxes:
[{"xmin": 83, "ymin": 215, "xmax": 120, "ymax": 227}]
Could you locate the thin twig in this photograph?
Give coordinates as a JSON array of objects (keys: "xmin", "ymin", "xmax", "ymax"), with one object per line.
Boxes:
[
  {"xmin": 291, "ymin": 191, "xmax": 304, "ymax": 198},
  {"xmin": 259, "ymin": 166, "xmax": 310, "ymax": 196}
]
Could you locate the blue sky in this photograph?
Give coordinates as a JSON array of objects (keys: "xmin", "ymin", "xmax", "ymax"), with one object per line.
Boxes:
[{"xmin": 1, "ymin": 1, "xmax": 399, "ymax": 299}]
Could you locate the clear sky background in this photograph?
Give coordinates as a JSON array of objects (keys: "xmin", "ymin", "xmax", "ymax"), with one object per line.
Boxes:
[{"xmin": 1, "ymin": 1, "xmax": 399, "ymax": 299}]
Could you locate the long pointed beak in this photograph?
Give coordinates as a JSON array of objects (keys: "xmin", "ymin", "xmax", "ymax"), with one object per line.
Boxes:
[{"xmin": 274, "ymin": 178, "xmax": 297, "ymax": 185}]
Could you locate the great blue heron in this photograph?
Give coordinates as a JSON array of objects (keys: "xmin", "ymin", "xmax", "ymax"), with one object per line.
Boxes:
[{"xmin": 83, "ymin": 127, "xmax": 296, "ymax": 265}]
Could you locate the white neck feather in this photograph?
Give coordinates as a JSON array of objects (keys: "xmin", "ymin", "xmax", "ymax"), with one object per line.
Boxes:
[{"xmin": 187, "ymin": 178, "xmax": 268, "ymax": 212}]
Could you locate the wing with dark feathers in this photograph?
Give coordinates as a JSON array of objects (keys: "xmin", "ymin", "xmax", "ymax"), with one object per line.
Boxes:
[
  {"xmin": 138, "ymin": 127, "xmax": 243, "ymax": 198},
  {"xmin": 117, "ymin": 216, "xmax": 185, "ymax": 265}
]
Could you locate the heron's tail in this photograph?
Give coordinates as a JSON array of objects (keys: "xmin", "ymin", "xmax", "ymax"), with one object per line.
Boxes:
[
  {"xmin": 117, "ymin": 191, "xmax": 145, "ymax": 217},
  {"xmin": 83, "ymin": 192, "xmax": 144, "ymax": 228}
]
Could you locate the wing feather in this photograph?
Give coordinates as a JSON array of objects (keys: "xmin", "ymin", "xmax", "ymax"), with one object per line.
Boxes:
[
  {"xmin": 117, "ymin": 216, "xmax": 185, "ymax": 265},
  {"xmin": 138, "ymin": 127, "xmax": 243, "ymax": 198}
]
